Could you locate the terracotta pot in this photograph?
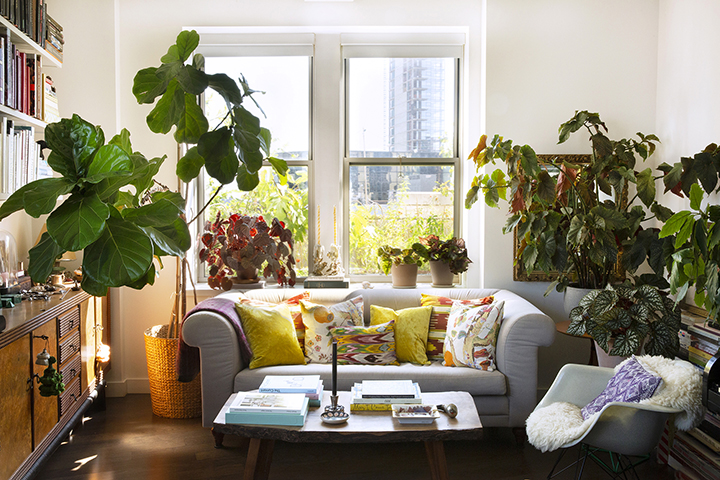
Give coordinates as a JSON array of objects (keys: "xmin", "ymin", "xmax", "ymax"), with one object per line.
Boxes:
[
  {"xmin": 391, "ymin": 263, "xmax": 418, "ymax": 288},
  {"xmin": 233, "ymin": 265, "xmax": 260, "ymax": 284},
  {"xmin": 429, "ymin": 260, "xmax": 454, "ymax": 287}
]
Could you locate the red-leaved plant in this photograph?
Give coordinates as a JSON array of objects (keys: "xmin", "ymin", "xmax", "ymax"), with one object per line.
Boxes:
[{"xmin": 199, "ymin": 213, "xmax": 296, "ymax": 290}]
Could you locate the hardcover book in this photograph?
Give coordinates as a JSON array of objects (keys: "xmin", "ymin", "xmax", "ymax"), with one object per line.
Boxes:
[
  {"xmin": 351, "ymin": 383, "xmax": 421, "ymax": 404},
  {"xmin": 225, "ymin": 397, "xmax": 310, "ymax": 426},
  {"xmin": 259, "ymin": 375, "xmax": 322, "ymax": 394},
  {"xmin": 360, "ymin": 380, "xmax": 418, "ymax": 398},
  {"xmin": 229, "ymin": 392, "xmax": 308, "ymax": 414}
]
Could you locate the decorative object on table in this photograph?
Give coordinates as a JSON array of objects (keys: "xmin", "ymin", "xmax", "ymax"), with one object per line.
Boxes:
[
  {"xmin": 200, "ymin": 212, "xmax": 296, "ymax": 290},
  {"xmin": 377, "ymin": 245, "xmax": 426, "ymax": 288},
  {"xmin": 566, "ymin": 284, "xmax": 681, "ymax": 367},
  {"xmin": 0, "ymin": 230, "xmax": 19, "ymax": 291},
  {"xmin": 465, "ymin": 111, "xmax": 670, "ymax": 296},
  {"xmin": 321, "ymin": 339, "xmax": 349, "ymax": 424},
  {"xmin": 412, "ymin": 235, "xmax": 471, "ymax": 287},
  {"xmin": 437, "ymin": 403, "xmax": 458, "ymax": 419},
  {"xmin": 305, "ymin": 206, "xmax": 348, "ymax": 288},
  {"xmin": 392, "ymin": 404, "xmax": 440, "ymax": 424}
]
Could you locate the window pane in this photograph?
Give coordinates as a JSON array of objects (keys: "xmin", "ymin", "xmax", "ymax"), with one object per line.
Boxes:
[
  {"xmin": 206, "ymin": 167, "xmax": 309, "ymax": 277},
  {"xmin": 349, "ymin": 165, "xmax": 454, "ymax": 275},
  {"xmin": 205, "ymin": 56, "xmax": 310, "ymax": 160},
  {"xmin": 347, "ymin": 58, "xmax": 455, "ymax": 158}
]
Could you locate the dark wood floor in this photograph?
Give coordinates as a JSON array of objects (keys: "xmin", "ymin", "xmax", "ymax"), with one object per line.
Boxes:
[{"xmin": 35, "ymin": 394, "xmax": 677, "ymax": 480}]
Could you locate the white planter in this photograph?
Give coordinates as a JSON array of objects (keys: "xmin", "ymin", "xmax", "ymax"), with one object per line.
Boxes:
[
  {"xmin": 391, "ymin": 263, "xmax": 418, "ymax": 288},
  {"xmin": 429, "ymin": 260, "xmax": 454, "ymax": 287}
]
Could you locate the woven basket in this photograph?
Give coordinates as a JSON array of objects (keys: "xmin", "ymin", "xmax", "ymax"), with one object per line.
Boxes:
[{"xmin": 144, "ymin": 324, "xmax": 202, "ymax": 419}]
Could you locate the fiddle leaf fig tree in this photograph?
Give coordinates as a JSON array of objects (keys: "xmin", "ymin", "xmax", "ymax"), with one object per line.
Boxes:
[{"xmin": 0, "ymin": 114, "xmax": 191, "ymax": 296}]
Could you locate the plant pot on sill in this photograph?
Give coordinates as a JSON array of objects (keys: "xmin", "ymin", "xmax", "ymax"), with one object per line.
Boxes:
[
  {"xmin": 144, "ymin": 324, "xmax": 201, "ymax": 419},
  {"xmin": 429, "ymin": 260, "xmax": 454, "ymax": 287},
  {"xmin": 391, "ymin": 263, "xmax": 418, "ymax": 288}
]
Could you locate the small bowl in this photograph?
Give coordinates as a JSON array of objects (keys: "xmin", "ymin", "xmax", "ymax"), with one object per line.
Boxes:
[{"xmin": 391, "ymin": 404, "xmax": 440, "ymax": 424}]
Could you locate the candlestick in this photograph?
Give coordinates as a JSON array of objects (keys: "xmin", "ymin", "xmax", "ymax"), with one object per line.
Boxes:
[
  {"xmin": 321, "ymin": 337, "xmax": 348, "ymax": 424},
  {"xmin": 317, "ymin": 205, "xmax": 321, "ymax": 244},
  {"xmin": 332, "ymin": 338, "xmax": 337, "ymax": 396},
  {"xmin": 333, "ymin": 206, "xmax": 337, "ymax": 245}
]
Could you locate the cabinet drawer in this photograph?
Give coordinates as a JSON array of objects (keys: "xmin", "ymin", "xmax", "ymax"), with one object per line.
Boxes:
[
  {"xmin": 59, "ymin": 378, "xmax": 81, "ymax": 417},
  {"xmin": 58, "ymin": 331, "xmax": 80, "ymax": 365},
  {"xmin": 59, "ymin": 354, "xmax": 81, "ymax": 385},
  {"xmin": 58, "ymin": 307, "xmax": 81, "ymax": 339}
]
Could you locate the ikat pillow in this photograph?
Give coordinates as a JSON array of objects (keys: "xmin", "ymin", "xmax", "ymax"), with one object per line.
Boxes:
[
  {"xmin": 581, "ymin": 356, "xmax": 663, "ymax": 420},
  {"xmin": 300, "ymin": 297, "xmax": 364, "ymax": 363},
  {"xmin": 421, "ymin": 294, "xmax": 494, "ymax": 362},
  {"xmin": 329, "ymin": 320, "xmax": 399, "ymax": 365},
  {"xmin": 442, "ymin": 300, "xmax": 504, "ymax": 371}
]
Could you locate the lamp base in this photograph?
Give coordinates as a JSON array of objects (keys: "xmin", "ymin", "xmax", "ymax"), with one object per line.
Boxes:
[{"xmin": 320, "ymin": 394, "xmax": 349, "ymax": 424}]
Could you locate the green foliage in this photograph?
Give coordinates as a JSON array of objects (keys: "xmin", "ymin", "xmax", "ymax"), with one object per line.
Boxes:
[
  {"xmin": 567, "ymin": 284, "xmax": 680, "ymax": 358},
  {"xmin": 0, "ymin": 114, "xmax": 188, "ymax": 295},
  {"xmin": 377, "ymin": 245, "xmax": 426, "ymax": 275},
  {"xmin": 466, "ymin": 111, "xmax": 666, "ymax": 293},
  {"xmin": 412, "ymin": 235, "xmax": 471, "ymax": 274}
]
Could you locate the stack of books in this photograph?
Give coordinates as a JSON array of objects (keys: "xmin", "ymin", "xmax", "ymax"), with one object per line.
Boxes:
[
  {"xmin": 44, "ymin": 14, "xmax": 62, "ymax": 62},
  {"xmin": 259, "ymin": 374, "xmax": 324, "ymax": 407},
  {"xmin": 350, "ymin": 379, "xmax": 422, "ymax": 411},
  {"xmin": 683, "ymin": 313, "xmax": 720, "ymax": 369},
  {"xmin": 225, "ymin": 392, "xmax": 310, "ymax": 426}
]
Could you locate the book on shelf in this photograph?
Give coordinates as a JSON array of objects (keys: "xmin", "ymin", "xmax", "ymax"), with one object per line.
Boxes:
[
  {"xmin": 351, "ymin": 383, "xmax": 422, "ymax": 405},
  {"xmin": 225, "ymin": 397, "xmax": 310, "ymax": 427},
  {"xmin": 688, "ymin": 427, "xmax": 720, "ymax": 453},
  {"xmin": 359, "ymin": 379, "xmax": 418, "ymax": 398},
  {"xmin": 259, "ymin": 375, "xmax": 322, "ymax": 394},
  {"xmin": 42, "ymin": 73, "xmax": 58, "ymax": 122},
  {"xmin": 228, "ymin": 392, "xmax": 308, "ymax": 414}
]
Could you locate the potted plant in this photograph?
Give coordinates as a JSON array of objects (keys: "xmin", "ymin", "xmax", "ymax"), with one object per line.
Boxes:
[
  {"xmin": 377, "ymin": 245, "xmax": 426, "ymax": 288},
  {"xmin": 566, "ymin": 283, "xmax": 681, "ymax": 367},
  {"xmin": 199, "ymin": 212, "xmax": 296, "ymax": 290},
  {"xmin": 657, "ymin": 143, "xmax": 720, "ymax": 323},
  {"xmin": 465, "ymin": 111, "xmax": 672, "ymax": 308},
  {"xmin": 412, "ymin": 235, "xmax": 471, "ymax": 287}
]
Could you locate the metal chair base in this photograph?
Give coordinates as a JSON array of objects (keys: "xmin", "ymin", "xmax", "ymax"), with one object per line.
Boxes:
[{"xmin": 547, "ymin": 444, "xmax": 649, "ymax": 480}]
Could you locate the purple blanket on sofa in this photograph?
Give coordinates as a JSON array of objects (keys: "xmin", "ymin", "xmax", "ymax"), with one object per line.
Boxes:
[{"xmin": 176, "ymin": 297, "xmax": 252, "ymax": 382}]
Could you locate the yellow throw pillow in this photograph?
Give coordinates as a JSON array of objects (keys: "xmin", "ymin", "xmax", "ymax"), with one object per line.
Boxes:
[
  {"xmin": 370, "ymin": 305, "xmax": 432, "ymax": 365},
  {"xmin": 235, "ymin": 303, "xmax": 306, "ymax": 369}
]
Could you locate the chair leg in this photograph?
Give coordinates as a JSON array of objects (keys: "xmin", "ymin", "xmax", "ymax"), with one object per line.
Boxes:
[
  {"xmin": 547, "ymin": 448, "xmax": 568, "ymax": 479},
  {"xmin": 575, "ymin": 444, "xmax": 591, "ymax": 480}
]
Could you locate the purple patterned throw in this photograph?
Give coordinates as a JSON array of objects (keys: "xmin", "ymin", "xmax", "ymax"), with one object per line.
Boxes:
[{"xmin": 581, "ymin": 356, "xmax": 663, "ymax": 419}]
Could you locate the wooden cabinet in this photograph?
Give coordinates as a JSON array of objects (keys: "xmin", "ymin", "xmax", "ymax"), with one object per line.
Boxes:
[{"xmin": 0, "ymin": 290, "xmax": 107, "ymax": 480}]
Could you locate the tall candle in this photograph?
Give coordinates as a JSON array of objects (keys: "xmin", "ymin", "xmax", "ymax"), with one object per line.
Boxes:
[
  {"xmin": 333, "ymin": 206, "xmax": 337, "ymax": 245},
  {"xmin": 332, "ymin": 339, "xmax": 337, "ymax": 397},
  {"xmin": 317, "ymin": 205, "xmax": 321, "ymax": 244}
]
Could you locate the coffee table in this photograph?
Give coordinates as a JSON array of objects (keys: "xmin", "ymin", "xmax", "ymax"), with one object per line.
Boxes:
[{"xmin": 213, "ymin": 390, "xmax": 481, "ymax": 480}]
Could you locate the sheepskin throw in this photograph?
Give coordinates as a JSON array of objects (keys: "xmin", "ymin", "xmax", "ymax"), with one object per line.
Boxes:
[{"xmin": 526, "ymin": 355, "xmax": 703, "ymax": 453}]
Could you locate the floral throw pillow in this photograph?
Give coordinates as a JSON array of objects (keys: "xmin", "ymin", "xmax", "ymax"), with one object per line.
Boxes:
[
  {"xmin": 442, "ymin": 300, "xmax": 504, "ymax": 371},
  {"xmin": 581, "ymin": 356, "xmax": 663, "ymax": 419},
  {"xmin": 329, "ymin": 320, "xmax": 399, "ymax": 365},
  {"xmin": 300, "ymin": 297, "xmax": 364, "ymax": 363},
  {"xmin": 421, "ymin": 294, "xmax": 494, "ymax": 362}
]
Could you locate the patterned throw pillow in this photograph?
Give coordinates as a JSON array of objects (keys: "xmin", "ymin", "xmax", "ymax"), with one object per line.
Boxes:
[
  {"xmin": 443, "ymin": 300, "xmax": 505, "ymax": 371},
  {"xmin": 421, "ymin": 294, "xmax": 494, "ymax": 362},
  {"xmin": 235, "ymin": 303, "xmax": 306, "ymax": 369},
  {"xmin": 237, "ymin": 292, "xmax": 309, "ymax": 353},
  {"xmin": 329, "ymin": 320, "xmax": 399, "ymax": 365},
  {"xmin": 300, "ymin": 297, "xmax": 364, "ymax": 363},
  {"xmin": 581, "ymin": 356, "xmax": 663, "ymax": 419}
]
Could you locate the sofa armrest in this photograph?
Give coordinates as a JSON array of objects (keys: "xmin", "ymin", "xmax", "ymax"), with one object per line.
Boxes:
[
  {"xmin": 492, "ymin": 290, "xmax": 556, "ymax": 427},
  {"xmin": 182, "ymin": 311, "xmax": 246, "ymax": 428}
]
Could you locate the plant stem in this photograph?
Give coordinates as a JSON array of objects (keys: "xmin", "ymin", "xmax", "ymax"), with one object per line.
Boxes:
[{"xmin": 189, "ymin": 185, "xmax": 224, "ymax": 225}]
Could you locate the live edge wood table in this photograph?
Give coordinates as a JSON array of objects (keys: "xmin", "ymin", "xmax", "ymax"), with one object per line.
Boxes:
[{"xmin": 213, "ymin": 390, "xmax": 482, "ymax": 480}]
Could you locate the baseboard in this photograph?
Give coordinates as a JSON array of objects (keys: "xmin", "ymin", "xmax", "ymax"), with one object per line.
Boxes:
[{"xmin": 106, "ymin": 378, "xmax": 150, "ymax": 397}]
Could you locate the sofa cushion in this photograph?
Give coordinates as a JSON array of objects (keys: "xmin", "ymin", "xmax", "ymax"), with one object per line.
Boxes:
[
  {"xmin": 235, "ymin": 303, "xmax": 306, "ymax": 369},
  {"xmin": 443, "ymin": 300, "xmax": 505, "ymax": 371},
  {"xmin": 300, "ymin": 297, "xmax": 364, "ymax": 363},
  {"xmin": 330, "ymin": 320, "xmax": 399, "ymax": 365},
  {"xmin": 234, "ymin": 361, "xmax": 507, "ymax": 397},
  {"xmin": 370, "ymin": 305, "xmax": 432, "ymax": 365},
  {"xmin": 237, "ymin": 292, "xmax": 309, "ymax": 353}
]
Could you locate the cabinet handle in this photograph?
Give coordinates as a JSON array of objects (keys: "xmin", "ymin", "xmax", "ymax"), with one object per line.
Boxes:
[{"xmin": 69, "ymin": 368, "xmax": 77, "ymax": 378}]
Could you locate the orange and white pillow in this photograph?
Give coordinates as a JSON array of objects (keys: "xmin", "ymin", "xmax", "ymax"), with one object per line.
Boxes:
[
  {"xmin": 300, "ymin": 296, "xmax": 364, "ymax": 363},
  {"xmin": 442, "ymin": 300, "xmax": 505, "ymax": 371}
]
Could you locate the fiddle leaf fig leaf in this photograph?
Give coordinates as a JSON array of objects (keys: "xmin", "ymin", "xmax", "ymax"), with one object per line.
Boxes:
[
  {"xmin": 47, "ymin": 193, "xmax": 110, "ymax": 251},
  {"xmin": 79, "ymin": 269, "xmax": 109, "ymax": 297},
  {"xmin": 268, "ymin": 156, "xmax": 289, "ymax": 180},
  {"xmin": 86, "ymin": 145, "xmax": 133, "ymax": 183},
  {"xmin": 140, "ymin": 218, "xmax": 192, "ymax": 257},
  {"xmin": 146, "ymin": 79, "xmax": 185, "ymax": 135},
  {"xmin": 173, "ymin": 29, "xmax": 199, "ymax": 63},
  {"xmin": 198, "ymin": 127, "xmax": 238, "ymax": 184},
  {"xmin": 176, "ymin": 146, "xmax": 205, "ymax": 182},
  {"xmin": 44, "ymin": 118, "xmax": 76, "ymax": 178},
  {"xmin": 174, "ymin": 92, "xmax": 208, "ymax": 144},
  {"xmin": 28, "ymin": 232, "xmax": 64, "ymax": 284},
  {"xmin": 129, "ymin": 155, "xmax": 165, "ymax": 198},
  {"xmin": 0, "ymin": 183, "xmax": 33, "ymax": 220},
  {"xmin": 70, "ymin": 114, "xmax": 105, "ymax": 174},
  {"xmin": 122, "ymin": 199, "xmax": 182, "ymax": 227},
  {"xmin": 22, "ymin": 178, "xmax": 76, "ymax": 218},
  {"xmin": 83, "ymin": 216, "xmax": 154, "ymax": 287},
  {"xmin": 108, "ymin": 129, "xmax": 133, "ymax": 155},
  {"xmin": 176, "ymin": 65, "xmax": 208, "ymax": 96},
  {"xmin": 259, "ymin": 127, "xmax": 272, "ymax": 157},
  {"xmin": 126, "ymin": 263, "xmax": 156, "ymax": 290},
  {"xmin": 208, "ymin": 73, "xmax": 243, "ymax": 108},
  {"xmin": 236, "ymin": 164, "xmax": 260, "ymax": 191},
  {"xmin": 151, "ymin": 191, "xmax": 186, "ymax": 214},
  {"xmin": 132, "ymin": 67, "xmax": 168, "ymax": 104}
]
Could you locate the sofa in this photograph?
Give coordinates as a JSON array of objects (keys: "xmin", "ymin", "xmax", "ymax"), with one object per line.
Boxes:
[{"xmin": 181, "ymin": 287, "xmax": 555, "ymax": 432}]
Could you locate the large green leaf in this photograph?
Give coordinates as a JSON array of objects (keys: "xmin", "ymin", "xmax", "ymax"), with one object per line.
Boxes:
[
  {"xmin": 659, "ymin": 211, "xmax": 692, "ymax": 238},
  {"xmin": 176, "ymin": 65, "xmax": 208, "ymax": 96},
  {"xmin": 173, "ymin": 30, "xmax": 199, "ymax": 63},
  {"xmin": 174, "ymin": 93, "xmax": 209, "ymax": 144},
  {"xmin": 129, "ymin": 155, "xmax": 165, "ymax": 198},
  {"xmin": 535, "ymin": 170, "xmax": 556, "ymax": 204},
  {"xmin": 198, "ymin": 127, "xmax": 238, "ymax": 184},
  {"xmin": 28, "ymin": 232, "xmax": 64, "ymax": 284},
  {"xmin": 651, "ymin": 203, "xmax": 674, "ymax": 223},
  {"xmin": 675, "ymin": 214, "xmax": 695, "ymax": 248},
  {"xmin": 236, "ymin": 164, "xmax": 260, "ymax": 191},
  {"xmin": 519, "ymin": 145, "xmax": 539, "ymax": 176},
  {"xmin": 83, "ymin": 216, "xmax": 154, "ymax": 287},
  {"xmin": 689, "ymin": 183, "xmax": 704, "ymax": 211},
  {"xmin": 108, "ymin": 129, "xmax": 133, "ymax": 155},
  {"xmin": 268, "ymin": 156, "xmax": 289, "ymax": 179},
  {"xmin": 636, "ymin": 168, "xmax": 655, "ymax": 207},
  {"xmin": 85, "ymin": 144, "xmax": 133, "ymax": 183},
  {"xmin": 232, "ymin": 106, "xmax": 261, "ymax": 149},
  {"xmin": 140, "ymin": 218, "xmax": 191, "ymax": 257},
  {"xmin": 122, "ymin": 199, "xmax": 182, "ymax": 227},
  {"xmin": 146, "ymin": 79, "xmax": 185, "ymax": 135},
  {"xmin": 176, "ymin": 146, "xmax": 205, "ymax": 182},
  {"xmin": 47, "ymin": 193, "xmax": 110, "ymax": 251},
  {"xmin": 208, "ymin": 73, "xmax": 243, "ymax": 108},
  {"xmin": 70, "ymin": 114, "xmax": 105, "ymax": 174},
  {"xmin": 693, "ymin": 151, "xmax": 718, "ymax": 194},
  {"xmin": 22, "ymin": 178, "xmax": 76, "ymax": 218},
  {"xmin": 126, "ymin": 263, "xmax": 156, "ymax": 290},
  {"xmin": 80, "ymin": 269, "xmax": 111, "ymax": 297},
  {"xmin": 132, "ymin": 67, "xmax": 168, "ymax": 104},
  {"xmin": 150, "ymin": 191, "xmax": 186, "ymax": 214},
  {"xmin": 0, "ymin": 183, "xmax": 33, "ymax": 220},
  {"xmin": 45, "ymin": 118, "xmax": 77, "ymax": 179}
]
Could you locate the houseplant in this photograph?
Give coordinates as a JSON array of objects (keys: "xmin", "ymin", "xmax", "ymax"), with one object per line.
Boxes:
[
  {"xmin": 200, "ymin": 212, "xmax": 296, "ymax": 289},
  {"xmin": 377, "ymin": 245, "xmax": 426, "ymax": 288},
  {"xmin": 658, "ymin": 143, "xmax": 720, "ymax": 323},
  {"xmin": 465, "ymin": 110, "xmax": 671, "ymax": 295},
  {"xmin": 566, "ymin": 283, "xmax": 681, "ymax": 365},
  {"xmin": 412, "ymin": 235, "xmax": 471, "ymax": 286}
]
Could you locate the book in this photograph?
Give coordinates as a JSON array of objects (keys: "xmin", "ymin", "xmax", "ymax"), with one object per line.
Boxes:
[
  {"xmin": 225, "ymin": 397, "xmax": 309, "ymax": 426},
  {"xmin": 349, "ymin": 402, "xmax": 392, "ymax": 411},
  {"xmin": 259, "ymin": 375, "xmax": 322, "ymax": 394},
  {"xmin": 228, "ymin": 392, "xmax": 308, "ymax": 414},
  {"xmin": 360, "ymin": 380, "xmax": 418, "ymax": 398},
  {"xmin": 688, "ymin": 427, "xmax": 720, "ymax": 453},
  {"xmin": 351, "ymin": 383, "xmax": 422, "ymax": 404}
]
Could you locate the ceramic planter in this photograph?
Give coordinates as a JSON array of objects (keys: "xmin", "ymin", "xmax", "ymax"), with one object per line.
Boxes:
[
  {"xmin": 429, "ymin": 260, "xmax": 454, "ymax": 287},
  {"xmin": 391, "ymin": 263, "xmax": 418, "ymax": 288}
]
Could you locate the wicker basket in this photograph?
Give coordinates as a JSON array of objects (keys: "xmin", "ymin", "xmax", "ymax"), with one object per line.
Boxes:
[{"xmin": 144, "ymin": 324, "xmax": 202, "ymax": 418}]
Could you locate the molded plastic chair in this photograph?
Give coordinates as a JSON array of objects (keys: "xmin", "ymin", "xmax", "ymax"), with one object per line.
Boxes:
[{"xmin": 534, "ymin": 363, "xmax": 682, "ymax": 479}]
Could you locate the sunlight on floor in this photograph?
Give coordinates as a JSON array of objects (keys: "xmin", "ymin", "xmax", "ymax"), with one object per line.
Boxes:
[{"xmin": 71, "ymin": 455, "xmax": 97, "ymax": 471}]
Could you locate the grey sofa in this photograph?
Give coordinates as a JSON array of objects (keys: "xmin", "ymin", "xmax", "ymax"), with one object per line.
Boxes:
[{"xmin": 182, "ymin": 287, "xmax": 555, "ymax": 432}]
